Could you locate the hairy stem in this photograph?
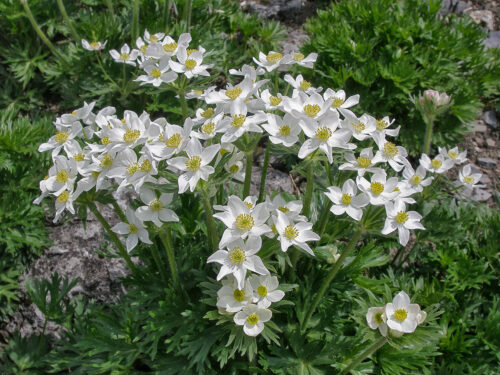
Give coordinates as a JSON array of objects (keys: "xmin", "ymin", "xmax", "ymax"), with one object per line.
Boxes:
[
  {"xmin": 302, "ymin": 161, "xmax": 314, "ymax": 218},
  {"xmin": 301, "ymin": 229, "xmax": 363, "ymax": 331},
  {"xmin": 150, "ymin": 241, "xmax": 169, "ymax": 286},
  {"xmin": 315, "ymin": 200, "xmax": 333, "ymax": 238},
  {"xmin": 96, "ymin": 55, "xmax": 121, "ymax": 90},
  {"xmin": 132, "ymin": 0, "xmax": 140, "ymax": 44},
  {"xmin": 422, "ymin": 115, "xmax": 435, "ymax": 155},
  {"xmin": 184, "ymin": 0, "xmax": 193, "ymax": 32},
  {"xmin": 201, "ymin": 190, "xmax": 219, "ymax": 251},
  {"xmin": 56, "ymin": 0, "xmax": 80, "ymax": 42},
  {"xmin": 341, "ymin": 336, "xmax": 387, "ymax": 375},
  {"xmin": 178, "ymin": 89, "xmax": 189, "ymax": 120},
  {"xmin": 243, "ymin": 150, "xmax": 254, "ymax": 198},
  {"xmin": 105, "ymin": 0, "xmax": 115, "ymax": 16},
  {"xmin": 111, "ymin": 200, "xmax": 127, "ymax": 222},
  {"xmin": 258, "ymin": 140, "xmax": 271, "ymax": 203},
  {"xmin": 159, "ymin": 227, "xmax": 182, "ymax": 293}
]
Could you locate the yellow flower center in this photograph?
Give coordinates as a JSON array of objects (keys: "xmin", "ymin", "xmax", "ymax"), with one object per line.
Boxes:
[
  {"xmin": 279, "ymin": 125, "xmax": 291, "ymax": 136},
  {"xmin": 284, "ymin": 225, "xmax": 299, "ymax": 239},
  {"xmin": 384, "ymin": 142, "xmax": 398, "ymax": 157},
  {"xmin": 315, "ymin": 126, "xmax": 332, "ymax": 141},
  {"xmin": 128, "ymin": 224, "xmax": 138, "ymax": 234},
  {"xmin": 228, "ymin": 247, "xmax": 246, "ymax": 265},
  {"xmin": 244, "ymin": 202, "xmax": 253, "ymax": 209},
  {"xmin": 271, "ymin": 224, "xmax": 277, "ymax": 234},
  {"xmin": 235, "ymin": 214, "xmax": 254, "ymax": 231},
  {"xmin": 464, "ymin": 175, "xmax": 475, "ymax": 185},
  {"xmin": 71, "ymin": 110, "xmax": 77, "ymax": 116},
  {"xmin": 57, "ymin": 190, "xmax": 69, "ymax": 203},
  {"xmin": 225, "ymin": 88, "xmax": 242, "ymax": 100},
  {"xmin": 257, "ymin": 285, "xmax": 268, "ymax": 297},
  {"xmin": 351, "ymin": 122, "xmax": 365, "ymax": 133},
  {"xmin": 357, "ymin": 157, "xmax": 371, "ymax": 168},
  {"xmin": 149, "ymin": 199, "xmax": 163, "ymax": 211},
  {"xmin": 201, "ymin": 108, "xmax": 214, "ymax": 119},
  {"xmin": 448, "ymin": 151, "xmax": 458, "ymax": 159},
  {"xmin": 193, "ymin": 89, "xmax": 203, "ymax": 96},
  {"xmin": 185, "ymin": 59, "xmax": 196, "ymax": 70},
  {"xmin": 374, "ymin": 312, "xmax": 384, "ymax": 325},
  {"xmin": 219, "ymin": 148, "xmax": 229, "ymax": 155},
  {"xmin": 202, "ymin": 122, "xmax": 215, "ymax": 134},
  {"xmin": 229, "ymin": 164, "xmax": 239, "ymax": 174},
  {"xmin": 140, "ymin": 159, "xmax": 152, "ymax": 172},
  {"xmin": 410, "ymin": 175, "xmax": 422, "ymax": 185},
  {"xmin": 341, "ymin": 193, "xmax": 352, "ymax": 205},
  {"xmin": 163, "ymin": 42, "xmax": 177, "ymax": 52},
  {"xmin": 165, "ymin": 133, "xmax": 181, "ymax": 148},
  {"xmin": 56, "ymin": 169, "xmax": 69, "ymax": 183},
  {"xmin": 126, "ymin": 162, "xmax": 140, "ymax": 175},
  {"xmin": 187, "ymin": 48, "xmax": 197, "ymax": 55},
  {"xmin": 55, "ymin": 131, "xmax": 68, "ymax": 144},
  {"xmin": 294, "ymin": 53, "xmax": 305, "ymax": 61},
  {"xmin": 278, "ymin": 206, "xmax": 289, "ymax": 213},
  {"xmin": 150, "ymin": 69, "xmax": 162, "ymax": 78},
  {"xmin": 231, "ymin": 114, "xmax": 246, "ymax": 128},
  {"xmin": 90, "ymin": 42, "xmax": 100, "ymax": 49},
  {"xmin": 431, "ymin": 159, "xmax": 442, "ymax": 169},
  {"xmin": 101, "ymin": 137, "xmax": 111, "ymax": 145},
  {"xmin": 331, "ymin": 97, "xmax": 345, "ymax": 108},
  {"xmin": 73, "ymin": 153, "xmax": 85, "ymax": 162},
  {"xmin": 394, "ymin": 309, "xmax": 407, "ymax": 322},
  {"xmin": 100, "ymin": 154, "xmax": 114, "ymax": 169},
  {"xmin": 120, "ymin": 53, "xmax": 130, "ymax": 60},
  {"xmin": 270, "ymin": 96, "xmax": 282, "ymax": 106},
  {"xmin": 300, "ymin": 80, "xmax": 311, "ymax": 91},
  {"xmin": 123, "ymin": 129, "xmax": 141, "ymax": 143},
  {"xmin": 185, "ymin": 155, "xmax": 202, "ymax": 171},
  {"xmin": 91, "ymin": 171, "xmax": 100, "ymax": 179},
  {"xmin": 150, "ymin": 35, "xmax": 159, "ymax": 42},
  {"xmin": 266, "ymin": 52, "xmax": 282, "ymax": 63},
  {"xmin": 304, "ymin": 104, "xmax": 320, "ymax": 118},
  {"xmin": 370, "ymin": 182, "xmax": 384, "ymax": 195},
  {"xmin": 247, "ymin": 313, "xmax": 259, "ymax": 325},
  {"xmin": 376, "ymin": 120, "xmax": 389, "ymax": 130},
  {"xmin": 395, "ymin": 211, "xmax": 408, "ymax": 224},
  {"xmin": 233, "ymin": 289, "xmax": 245, "ymax": 302},
  {"xmin": 140, "ymin": 45, "xmax": 147, "ymax": 54}
]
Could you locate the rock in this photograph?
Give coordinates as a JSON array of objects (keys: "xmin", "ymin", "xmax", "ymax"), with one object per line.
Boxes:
[
  {"xmin": 469, "ymin": 163, "xmax": 482, "ymax": 174},
  {"xmin": 484, "ymin": 31, "xmax": 500, "ymax": 49},
  {"xmin": 480, "ymin": 174, "xmax": 491, "ymax": 184},
  {"xmin": 474, "ymin": 122, "xmax": 488, "ymax": 133},
  {"xmin": 471, "ymin": 188, "xmax": 492, "ymax": 202},
  {"xmin": 486, "ymin": 138, "xmax": 496, "ymax": 148},
  {"xmin": 467, "ymin": 10, "xmax": 495, "ymax": 31},
  {"xmin": 482, "ymin": 110, "xmax": 498, "ymax": 128},
  {"xmin": 250, "ymin": 166, "xmax": 295, "ymax": 196},
  {"xmin": 475, "ymin": 138, "xmax": 484, "ymax": 147},
  {"xmin": 439, "ymin": 0, "xmax": 472, "ymax": 16},
  {"xmin": 477, "ymin": 157, "xmax": 497, "ymax": 168}
]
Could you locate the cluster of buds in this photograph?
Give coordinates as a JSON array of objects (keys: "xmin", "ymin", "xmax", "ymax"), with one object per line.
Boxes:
[{"xmin": 414, "ymin": 89, "xmax": 452, "ymax": 119}]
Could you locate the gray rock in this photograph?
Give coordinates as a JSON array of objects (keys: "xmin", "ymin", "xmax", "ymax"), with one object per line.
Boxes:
[
  {"xmin": 484, "ymin": 31, "xmax": 500, "ymax": 49},
  {"xmin": 480, "ymin": 174, "xmax": 491, "ymax": 184},
  {"xmin": 471, "ymin": 188, "xmax": 492, "ymax": 202},
  {"xmin": 477, "ymin": 157, "xmax": 497, "ymax": 168},
  {"xmin": 469, "ymin": 163, "xmax": 482, "ymax": 174},
  {"xmin": 439, "ymin": 0, "xmax": 472, "ymax": 16},
  {"xmin": 250, "ymin": 166, "xmax": 295, "ymax": 196},
  {"xmin": 474, "ymin": 122, "xmax": 488, "ymax": 133},
  {"xmin": 482, "ymin": 110, "xmax": 498, "ymax": 128},
  {"xmin": 467, "ymin": 10, "xmax": 495, "ymax": 31},
  {"xmin": 486, "ymin": 138, "xmax": 496, "ymax": 148}
]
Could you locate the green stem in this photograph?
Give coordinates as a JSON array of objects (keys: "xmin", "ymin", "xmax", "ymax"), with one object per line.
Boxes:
[
  {"xmin": 37, "ymin": 318, "xmax": 48, "ymax": 354},
  {"xmin": 88, "ymin": 203, "xmax": 139, "ymax": 276},
  {"xmin": 21, "ymin": 0, "xmax": 68, "ymax": 65},
  {"xmin": 105, "ymin": 0, "xmax": 115, "ymax": 16},
  {"xmin": 201, "ymin": 190, "xmax": 219, "ymax": 251},
  {"xmin": 184, "ymin": 0, "xmax": 193, "ymax": 32},
  {"xmin": 56, "ymin": 0, "xmax": 80, "ymax": 42},
  {"xmin": 132, "ymin": 0, "xmax": 140, "ymax": 44},
  {"xmin": 159, "ymin": 227, "xmax": 181, "ymax": 292},
  {"xmin": 315, "ymin": 200, "xmax": 333, "ymax": 238},
  {"xmin": 341, "ymin": 336, "xmax": 387, "ymax": 375},
  {"xmin": 274, "ymin": 70, "xmax": 279, "ymax": 95},
  {"xmin": 111, "ymin": 200, "xmax": 127, "ymax": 222},
  {"xmin": 284, "ymin": 66, "xmax": 297, "ymax": 97},
  {"xmin": 422, "ymin": 115, "xmax": 435, "ymax": 155},
  {"xmin": 243, "ymin": 150, "xmax": 254, "ymax": 198},
  {"xmin": 178, "ymin": 89, "xmax": 188, "ymax": 120},
  {"xmin": 216, "ymin": 184, "xmax": 224, "ymax": 205},
  {"xmin": 96, "ymin": 54, "xmax": 121, "ymax": 89},
  {"xmin": 303, "ymin": 161, "xmax": 314, "ymax": 218},
  {"xmin": 258, "ymin": 140, "xmax": 271, "ymax": 203},
  {"xmin": 150, "ymin": 241, "xmax": 169, "ymax": 286},
  {"xmin": 301, "ymin": 229, "xmax": 363, "ymax": 331}
]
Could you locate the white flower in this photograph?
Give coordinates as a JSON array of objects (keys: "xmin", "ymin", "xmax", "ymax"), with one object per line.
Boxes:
[
  {"xmin": 357, "ymin": 172, "xmax": 399, "ymax": 206},
  {"xmin": 340, "ymin": 109, "xmax": 376, "ymax": 141},
  {"xmin": 213, "ymin": 196, "xmax": 271, "ymax": 248},
  {"xmin": 285, "ymin": 92, "xmax": 332, "ymax": 122},
  {"xmin": 135, "ymin": 188, "xmax": 179, "ymax": 227},
  {"xmin": 143, "ymin": 30, "xmax": 166, "ymax": 44},
  {"xmin": 286, "ymin": 51, "xmax": 318, "ymax": 68},
  {"xmin": 38, "ymin": 122, "xmax": 82, "ymax": 158},
  {"xmin": 402, "ymin": 165, "xmax": 433, "ymax": 193},
  {"xmin": 224, "ymin": 151, "xmax": 245, "ymax": 182},
  {"xmin": 325, "ymin": 179, "xmax": 369, "ymax": 221},
  {"xmin": 167, "ymin": 138, "xmax": 220, "ymax": 193},
  {"xmin": 169, "ymin": 47, "xmax": 211, "ymax": 78},
  {"xmin": 81, "ymin": 39, "xmax": 107, "ymax": 51},
  {"xmin": 190, "ymin": 112, "xmax": 224, "ymax": 140},
  {"xmin": 154, "ymin": 33, "xmax": 191, "ymax": 58},
  {"xmin": 107, "ymin": 149, "xmax": 157, "ymax": 192},
  {"xmin": 385, "ymin": 291, "xmax": 422, "ymax": 334},
  {"xmin": 366, "ymin": 306, "xmax": 388, "ymax": 337},
  {"xmin": 89, "ymin": 151, "xmax": 119, "ymax": 190},
  {"xmin": 439, "ymin": 146, "xmax": 467, "ymax": 165},
  {"xmin": 372, "ymin": 116, "xmax": 400, "ymax": 138},
  {"xmin": 249, "ymin": 275, "xmax": 285, "ymax": 308},
  {"xmin": 284, "ymin": 74, "xmax": 321, "ymax": 95},
  {"xmin": 262, "ymin": 113, "xmax": 301, "ymax": 147},
  {"xmin": 112, "ymin": 207, "xmax": 153, "ymax": 252},
  {"xmin": 53, "ymin": 189, "xmax": 76, "ymax": 223},
  {"xmin": 339, "ymin": 147, "xmax": 382, "ymax": 176},
  {"xmin": 259, "ymin": 89, "xmax": 285, "ymax": 111},
  {"xmin": 265, "ymin": 195, "xmax": 305, "ymax": 222},
  {"xmin": 298, "ymin": 114, "xmax": 355, "ymax": 163},
  {"xmin": 207, "ymin": 236, "xmax": 269, "ymax": 289},
  {"xmin": 323, "ymin": 89, "xmax": 359, "ymax": 111},
  {"xmin": 146, "ymin": 118, "xmax": 192, "ymax": 161},
  {"xmin": 419, "ymin": 153, "xmax": 454, "ymax": 174},
  {"xmin": 275, "ymin": 211, "xmax": 319, "ymax": 256},
  {"xmin": 59, "ymin": 101, "xmax": 96, "ymax": 126},
  {"xmin": 457, "ymin": 164, "xmax": 483, "ymax": 191},
  {"xmin": 185, "ymin": 85, "xmax": 216, "ymax": 100},
  {"xmin": 253, "ymin": 51, "xmax": 292, "ymax": 72},
  {"xmin": 44, "ymin": 156, "xmax": 78, "ymax": 195},
  {"xmin": 234, "ymin": 303, "xmax": 272, "ymax": 337},
  {"xmin": 381, "ymin": 199, "xmax": 424, "ymax": 246},
  {"xmin": 219, "ymin": 100, "xmax": 265, "ymax": 143},
  {"xmin": 205, "ymin": 78, "xmax": 262, "ymax": 109},
  {"xmin": 372, "ymin": 133, "xmax": 409, "ymax": 172},
  {"xmin": 228, "ymin": 64, "xmax": 265, "ymax": 80},
  {"xmin": 109, "ymin": 43, "xmax": 139, "ymax": 66},
  {"xmin": 135, "ymin": 60, "xmax": 177, "ymax": 87},
  {"xmin": 216, "ymin": 276, "xmax": 253, "ymax": 313}
]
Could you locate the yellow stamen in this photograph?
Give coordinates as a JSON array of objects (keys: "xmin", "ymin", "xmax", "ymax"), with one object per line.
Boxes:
[
  {"xmin": 370, "ymin": 182, "xmax": 384, "ymax": 195},
  {"xmin": 185, "ymin": 59, "xmax": 196, "ymax": 70},
  {"xmin": 90, "ymin": 42, "xmax": 99, "ymax": 49},
  {"xmin": 101, "ymin": 137, "xmax": 111, "ymax": 145},
  {"xmin": 128, "ymin": 224, "xmax": 138, "ymax": 234},
  {"xmin": 384, "ymin": 142, "xmax": 398, "ymax": 157},
  {"xmin": 395, "ymin": 211, "xmax": 408, "ymax": 224},
  {"xmin": 150, "ymin": 68, "xmax": 162, "ymax": 78},
  {"xmin": 187, "ymin": 48, "xmax": 197, "ymax": 55},
  {"xmin": 231, "ymin": 114, "xmax": 246, "ymax": 128},
  {"xmin": 247, "ymin": 314, "xmax": 259, "ymax": 325},
  {"xmin": 120, "ymin": 53, "xmax": 130, "ymax": 60},
  {"xmin": 123, "ymin": 129, "xmax": 141, "ymax": 143},
  {"xmin": 229, "ymin": 164, "xmax": 239, "ymax": 174},
  {"xmin": 315, "ymin": 126, "xmax": 332, "ymax": 141},
  {"xmin": 278, "ymin": 206, "xmax": 289, "ymax": 213},
  {"xmin": 163, "ymin": 42, "xmax": 177, "ymax": 53},
  {"xmin": 56, "ymin": 169, "xmax": 69, "ymax": 183},
  {"xmin": 165, "ymin": 133, "xmax": 181, "ymax": 148},
  {"xmin": 294, "ymin": 53, "xmax": 305, "ymax": 61},
  {"xmin": 228, "ymin": 247, "xmax": 246, "ymax": 265},
  {"xmin": 149, "ymin": 199, "xmax": 163, "ymax": 211},
  {"xmin": 270, "ymin": 96, "xmax": 282, "ymax": 106},
  {"xmin": 201, "ymin": 108, "xmax": 214, "ymax": 119},
  {"xmin": 464, "ymin": 176, "xmax": 475, "ymax": 184},
  {"xmin": 300, "ymin": 80, "xmax": 311, "ymax": 91},
  {"xmin": 57, "ymin": 191, "xmax": 69, "ymax": 203},
  {"xmin": 266, "ymin": 52, "xmax": 282, "ymax": 63},
  {"xmin": 73, "ymin": 153, "xmax": 85, "ymax": 162},
  {"xmin": 394, "ymin": 309, "xmax": 407, "ymax": 322},
  {"xmin": 244, "ymin": 202, "xmax": 253, "ymax": 209},
  {"xmin": 225, "ymin": 88, "xmax": 242, "ymax": 100},
  {"xmin": 351, "ymin": 122, "xmax": 365, "ymax": 133},
  {"xmin": 376, "ymin": 120, "xmax": 389, "ymax": 130},
  {"xmin": 235, "ymin": 214, "xmax": 254, "ymax": 231},
  {"xmin": 431, "ymin": 159, "xmax": 442, "ymax": 169},
  {"xmin": 279, "ymin": 125, "xmax": 291, "ymax": 136},
  {"xmin": 410, "ymin": 175, "xmax": 422, "ymax": 185},
  {"xmin": 331, "ymin": 97, "xmax": 344, "ymax": 108},
  {"xmin": 55, "ymin": 131, "xmax": 68, "ymax": 144},
  {"xmin": 304, "ymin": 104, "xmax": 320, "ymax": 118},
  {"xmin": 357, "ymin": 157, "xmax": 371, "ymax": 168},
  {"xmin": 233, "ymin": 289, "xmax": 245, "ymax": 302},
  {"xmin": 100, "ymin": 154, "xmax": 113, "ymax": 169},
  {"xmin": 374, "ymin": 312, "xmax": 384, "ymax": 325},
  {"xmin": 257, "ymin": 285, "xmax": 268, "ymax": 297},
  {"xmin": 126, "ymin": 162, "xmax": 139, "ymax": 175},
  {"xmin": 185, "ymin": 156, "xmax": 202, "ymax": 171},
  {"xmin": 341, "ymin": 194, "xmax": 352, "ymax": 205},
  {"xmin": 202, "ymin": 122, "xmax": 215, "ymax": 135},
  {"xmin": 140, "ymin": 159, "xmax": 152, "ymax": 173},
  {"xmin": 448, "ymin": 151, "xmax": 458, "ymax": 159},
  {"xmin": 284, "ymin": 225, "xmax": 299, "ymax": 239}
]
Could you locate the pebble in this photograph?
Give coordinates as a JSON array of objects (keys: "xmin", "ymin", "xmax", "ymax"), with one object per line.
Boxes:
[
  {"xmin": 486, "ymin": 138, "xmax": 496, "ymax": 148},
  {"xmin": 472, "ymin": 188, "xmax": 492, "ymax": 202},
  {"xmin": 477, "ymin": 157, "xmax": 497, "ymax": 168},
  {"xmin": 467, "ymin": 10, "xmax": 495, "ymax": 31},
  {"xmin": 480, "ymin": 174, "xmax": 491, "ymax": 184},
  {"xmin": 484, "ymin": 31, "xmax": 500, "ymax": 49},
  {"xmin": 439, "ymin": 0, "xmax": 471, "ymax": 16},
  {"xmin": 474, "ymin": 122, "xmax": 488, "ymax": 133},
  {"xmin": 482, "ymin": 110, "xmax": 498, "ymax": 129}
]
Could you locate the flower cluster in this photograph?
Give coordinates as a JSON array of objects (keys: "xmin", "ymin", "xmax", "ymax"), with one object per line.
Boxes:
[{"xmin": 366, "ymin": 291, "xmax": 426, "ymax": 337}]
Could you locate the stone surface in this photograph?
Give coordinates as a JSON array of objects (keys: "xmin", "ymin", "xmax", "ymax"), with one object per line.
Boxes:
[
  {"xmin": 471, "ymin": 188, "xmax": 492, "ymax": 202},
  {"xmin": 439, "ymin": 0, "xmax": 472, "ymax": 16},
  {"xmin": 468, "ymin": 10, "xmax": 495, "ymax": 30},
  {"xmin": 250, "ymin": 166, "xmax": 295, "ymax": 196},
  {"xmin": 486, "ymin": 138, "xmax": 496, "ymax": 147},
  {"xmin": 482, "ymin": 110, "xmax": 498, "ymax": 128},
  {"xmin": 474, "ymin": 122, "xmax": 488, "ymax": 133},
  {"xmin": 484, "ymin": 30, "xmax": 500, "ymax": 48},
  {"xmin": 477, "ymin": 157, "xmax": 497, "ymax": 167}
]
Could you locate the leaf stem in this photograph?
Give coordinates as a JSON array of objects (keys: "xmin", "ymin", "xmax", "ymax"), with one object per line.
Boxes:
[
  {"xmin": 301, "ymin": 229, "xmax": 363, "ymax": 331},
  {"xmin": 111, "ymin": 200, "xmax": 127, "ymax": 222},
  {"xmin": 105, "ymin": 0, "xmax": 115, "ymax": 16},
  {"xmin": 422, "ymin": 115, "xmax": 435, "ymax": 155},
  {"xmin": 132, "ymin": 0, "xmax": 140, "ymax": 44},
  {"xmin": 150, "ymin": 240, "xmax": 169, "ymax": 286},
  {"xmin": 258, "ymin": 140, "xmax": 271, "ymax": 203},
  {"xmin": 302, "ymin": 160, "xmax": 314, "ymax": 218},
  {"xmin": 56, "ymin": 0, "xmax": 80, "ymax": 42},
  {"xmin": 159, "ymin": 226, "xmax": 182, "ymax": 293},
  {"xmin": 340, "ymin": 336, "xmax": 387, "ymax": 374},
  {"xmin": 315, "ymin": 200, "xmax": 333, "ymax": 238},
  {"xmin": 201, "ymin": 190, "xmax": 219, "ymax": 251},
  {"xmin": 243, "ymin": 150, "xmax": 253, "ymax": 198}
]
